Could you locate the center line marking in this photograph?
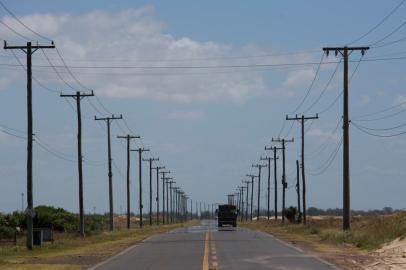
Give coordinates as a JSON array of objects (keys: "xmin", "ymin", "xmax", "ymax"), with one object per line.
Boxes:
[{"xmin": 202, "ymin": 231, "xmax": 209, "ymax": 270}]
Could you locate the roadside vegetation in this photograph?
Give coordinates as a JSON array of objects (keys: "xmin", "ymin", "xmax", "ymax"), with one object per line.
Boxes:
[
  {"xmin": 242, "ymin": 208, "xmax": 406, "ymax": 250},
  {"xmin": 0, "ymin": 205, "xmax": 197, "ymax": 269}
]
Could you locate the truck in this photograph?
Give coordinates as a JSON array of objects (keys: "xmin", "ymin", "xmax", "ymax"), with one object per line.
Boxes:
[{"xmin": 217, "ymin": 204, "xmax": 237, "ymax": 227}]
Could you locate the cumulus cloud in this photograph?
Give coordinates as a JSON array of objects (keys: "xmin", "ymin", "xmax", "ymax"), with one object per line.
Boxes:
[
  {"xmin": 0, "ymin": 7, "xmax": 319, "ymax": 103},
  {"xmin": 307, "ymin": 128, "xmax": 340, "ymax": 141}
]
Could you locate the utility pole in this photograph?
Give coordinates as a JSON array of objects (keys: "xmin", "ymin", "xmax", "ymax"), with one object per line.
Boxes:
[
  {"xmin": 243, "ymin": 181, "xmax": 250, "ymax": 221},
  {"xmin": 236, "ymin": 188, "xmax": 242, "ymax": 220},
  {"xmin": 159, "ymin": 171, "xmax": 170, "ymax": 224},
  {"xmin": 323, "ymin": 46, "xmax": 369, "ymax": 230},
  {"xmin": 265, "ymin": 146, "xmax": 280, "ymax": 221},
  {"xmin": 272, "ymin": 138, "xmax": 294, "ymax": 224},
  {"xmin": 197, "ymin": 201, "xmax": 199, "ymax": 219},
  {"xmin": 296, "ymin": 160, "xmax": 301, "ymax": 221},
  {"xmin": 167, "ymin": 180, "xmax": 175, "ymax": 223},
  {"xmin": 286, "ymin": 114, "xmax": 318, "ymax": 224},
  {"xmin": 246, "ymin": 174, "xmax": 258, "ymax": 221},
  {"xmin": 166, "ymin": 178, "xmax": 173, "ymax": 222},
  {"xmin": 260, "ymin": 156, "xmax": 274, "ymax": 220},
  {"xmin": 131, "ymin": 148, "xmax": 150, "ymax": 228},
  {"xmin": 60, "ymin": 91, "xmax": 94, "ymax": 237},
  {"xmin": 117, "ymin": 135, "xmax": 140, "ymax": 229},
  {"xmin": 173, "ymin": 187, "xmax": 179, "ymax": 222},
  {"xmin": 152, "ymin": 166, "xmax": 165, "ymax": 225},
  {"xmin": 5, "ymin": 41, "xmax": 55, "ymax": 249},
  {"xmin": 190, "ymin": 199, "xmax": 193, "ymax": 220},
  {"xmin": 95, "ymin": 114, "xmax": 123, "ymax": 231},
  {"xmin": 252, "ymin": 164, "xmax": 267, "ymax": 221},
  {"xmin": 21, "ymin": 193, "xmax": 24, "ymax": 212},
  {"xmin": 143, "ymin": 157, "xmax": 159, "ymax": 226}
]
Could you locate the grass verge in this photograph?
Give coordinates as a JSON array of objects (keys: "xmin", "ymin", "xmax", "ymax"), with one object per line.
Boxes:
[
  {"xmin": 0, "ymin": 220, "xmax": 198, "ymax": 270},
  {"xmin": 241, "ymin": 212, "xmax": 406, "ymax": 251}
]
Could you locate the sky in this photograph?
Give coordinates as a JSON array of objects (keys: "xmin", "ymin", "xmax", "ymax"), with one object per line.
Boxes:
[{"xmin": 0, "ymin": 0, "xmax": 406, "ymax": 214}]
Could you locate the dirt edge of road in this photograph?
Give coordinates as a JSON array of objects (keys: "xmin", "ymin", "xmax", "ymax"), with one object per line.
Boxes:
[
  {"xmin": 241, "ymin": 222, "xmax": 381, "ymax": 270},
  {"xmin": 0, "ymin": 221, "xmax": 198, "ymax": 270}
]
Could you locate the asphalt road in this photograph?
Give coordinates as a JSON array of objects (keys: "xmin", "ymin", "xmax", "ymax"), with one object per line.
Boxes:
[{"xmin": 92, "ymin": 220, "xmax": 339, "ymax": 270}]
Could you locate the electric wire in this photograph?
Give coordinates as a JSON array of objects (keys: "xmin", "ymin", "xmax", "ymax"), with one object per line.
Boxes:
[
  {"xmin": 347, "ymin": 0, "xmax": 406, "ymax": 45},
  {"xmin": 302, "ymin": 59, "xmax": 342, "ymax": 113},
  {"xmin": 0, "ymin": 128, "xmax": 26, "ymax": 139},
  {"xmin": 41, "ymin": 48, "xmax": 76, "ymax": 90},
  {"xmin": 309, "ymin": 135, "xmax": 343, "ymax": 176},
  {"xmin": 352, "ymin": 121, "xmax": 406, "ymax": 137},
  {"xmin": 370, "ymin": 19, "xmax": 406, "ymax": 47},
  {"xmin": 0, "ymin": 0, "xmax": 53, "ymax": 42},
  {"xmin": 317, "ymin": 55, "xmax": 363, "ymax": 114},
  {"xmin": 354, "ymin": 100, "xmax": 406, "ymax": 120},
  {"xmin": 290, "ymin": 53, "xmax": 324, "ymax": 114}
]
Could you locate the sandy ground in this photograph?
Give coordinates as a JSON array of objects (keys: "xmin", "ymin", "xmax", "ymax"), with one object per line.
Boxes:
[{"xmin": 364, "ymin": 238, "xmax": 406, "ymax": 270}]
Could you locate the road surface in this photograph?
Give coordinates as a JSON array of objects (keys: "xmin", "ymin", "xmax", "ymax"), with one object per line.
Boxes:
[{"xmin": 92, "ymin": 220, "xmax": 339, "ymax": 270}]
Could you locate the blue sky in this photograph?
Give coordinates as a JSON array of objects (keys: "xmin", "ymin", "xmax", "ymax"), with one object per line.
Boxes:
[{"xmin": 0, "ymin": 0, "xmax": 406, "ymax": 214}]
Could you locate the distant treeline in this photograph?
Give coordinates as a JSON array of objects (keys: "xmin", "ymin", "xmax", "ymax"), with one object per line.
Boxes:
[
  {"xmin": 0, "ymin": 205, "xmax": 107, "ymax": 239},
  {"xmin": 237, "ymin": 206, "xmax": 401, "ymax": 217},
  {"xmin": 307, "ymin": 207, "xmax": 399, "ymax": 216}
]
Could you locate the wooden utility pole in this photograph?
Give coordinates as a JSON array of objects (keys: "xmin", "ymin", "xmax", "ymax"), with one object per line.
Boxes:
[
  {"xmin": 243, "ymin": 180, "xmax": 250, "ymax": 221},
  {"xmin": 152, "ymin": 166, "xmax": 165, "ymax": 225},
  {"xmin": 323, "ymin": 46, "xmax": 369, "ymax": 230},
  {"xmin": 296, "ymin": 160, "xmax": 301, "ymax": 221},
  {"xmin": 166, "ymin": 178, "xmax": 173, "ymax": 222},
  {"xmin": 159, "ymin": 171, "xmax": 170, "ymax": 224},
  {"xmin": 131, "ymin": 148, "xmax": 150, "ymax": 228},
  {"xmin": 168, "ymin": 181, "xmax": 176, "ymax": 223},
  {"xmin": 143, "ymin": 157, "xmax": 159, "ymax": 225},
  {"xmin": 95, "ymin": 114, "xmax": 123, "ymax": 231},
  {"xmin": 252, "ymin": 164, "xmax": 267, "ymax": 221},
  {"xmin": 117, "ymin": 135, "xmax": 140, "ymax": 229},
  {"xmin": 246, "ymin": 174, "xmax": 258, "ymax": 221},
  {"xmin": 4, "ymin": 41, "xmax": 55, "ymax": 249},
  {"xmin": 260, "ymin": 156, "xmax": 276, "ymax": 220},
  {"xmin": 286, "ymin": 114, "xmax": 318, "ymax": 224},
  {"xmin": 265, "ymin": 146, "xmax": 280, "ymax": 221},
  {"xmin": 60, "ymin": 91, "xmax": 94, "ymax": 237},
  {"xmin": 272, "ymin": 138, "xmax": 294, "ymax": 224}
]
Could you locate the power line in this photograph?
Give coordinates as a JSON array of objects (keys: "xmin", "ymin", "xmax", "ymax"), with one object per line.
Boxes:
[
  {"xmin": 290, "ymin": 53, "xmax": 324, "ymax": 114},
  {"xmin": 373, "ymin": 36, "xmax": 406, "ymax": 48},
  {"xmin": 354, "ymin": 100, "xmax": 406, "ymax": 120},
  {"xmin": 0, "ymin": 19, "xmax": 29, "ymax": 40},
  {"xmin": 302, "ymin": 59, "xmax": 342, "ymax": 113},
  {"xmin": 352, "ymin": 121, "xmax": 406, "ymax": 131},
  {"xmin": 0, "ymin": 128, "xmax": 26, "ymax": 139},
  {"xmin": 307, "ymin": 118, "xmax": 342, "ymax": 158},
  {"xmin": 317, "ymin": 56, "xmax": 364, "ymax": 114},
  {"xmin": 309, "ymin": 136, "xmax": 343, "ymax": 176},
  {"xmin": 370, "ymin": 19, "xmax": 406, "ymax": 47},
  {"xmin": 352, "ymin": 121, "xmax": 406, "ymax": 137},
  {"xmin": 41, "ymin": 49, "xmax": 76, "ymax": 90},
  {"xmin": 347, "ymin": 0, "xmax": 406, "ymax": 45},
  {"xmin": 354, "ymin": 106, "xmax": 406, "ymax": 122},
  {"xmin": 0, "ymin": 0, "xmax": 53, "ymax": 42}
]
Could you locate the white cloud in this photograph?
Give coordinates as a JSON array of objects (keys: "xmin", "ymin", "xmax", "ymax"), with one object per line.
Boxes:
[
  {"xmin": 0, "ymin": 7, "xmax": 318, "ymax": 103},
  {"xmin": 307, "ymin": 128, "xmax": 339, "ymax": 141}
]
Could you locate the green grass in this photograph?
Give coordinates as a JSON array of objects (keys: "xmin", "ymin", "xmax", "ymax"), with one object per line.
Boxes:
[
  {"xmin": 0, "ymin": 220, "xmax": 198, "ymax": 269},
  {"xmin": 242, "ymin": 212, "xmax": 406, "ymax": 250}
]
